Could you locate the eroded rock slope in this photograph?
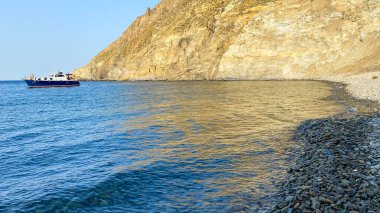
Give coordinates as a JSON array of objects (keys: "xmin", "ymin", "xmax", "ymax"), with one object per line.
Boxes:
[{"xmin": 74, "ymin": 0, "xmax": 380, "ymax": 81}]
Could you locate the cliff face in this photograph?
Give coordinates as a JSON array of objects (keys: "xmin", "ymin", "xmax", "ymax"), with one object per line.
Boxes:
[{"xmin": 74, "ymin": 0, "xmax": 380, "ymax": 81}]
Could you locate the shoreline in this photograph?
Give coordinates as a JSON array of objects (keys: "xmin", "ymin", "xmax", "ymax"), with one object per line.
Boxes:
[
  {"xmin": 324, "ymin": 71, "xmax": 380, "ymax": 104},
  {"xmin": 73, "ymin": 78, "xmax": 380, "ymax": 211},
  {"xmin": 271, "ymin": 81, "xmax": 380, "ymax": 212},
  {"xmin": 12, "ymin": 77, "xmax": 379, "ymax": 211},
  {"xmin": 75, "ymin": 72, "xmax": 380, "ymax": 103}
]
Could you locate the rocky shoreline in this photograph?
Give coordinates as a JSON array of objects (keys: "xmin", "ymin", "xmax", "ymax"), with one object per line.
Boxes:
[{"xmin": 271, "ymin": 83, "xmax": 380, "ymax": 213}]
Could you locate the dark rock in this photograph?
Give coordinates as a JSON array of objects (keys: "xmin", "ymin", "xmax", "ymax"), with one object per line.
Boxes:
[
  {"xmin": 311, "ymin": 197, "xmax": 321, "ymax": 210},
  {"xmin": 341, "ymin": 179, "xmax": 350, "ymax": 187},
  {"xmin": 285, "ymin": 196, "xmax": 294, "ymax": 203},
  {"xmin": 296, "ymin": 185, "xmax": 311, "ymax": 190},
  {"xmin": 318, "ymin": 196, "xmax": 333, "ymax": 204},
  {"xmin": 278, "ymin": 201, "xmax": 287, "ymax": 209},
  {"xmin": 334, "ymin": 187, "xmax": 344, "ymax": 194}
]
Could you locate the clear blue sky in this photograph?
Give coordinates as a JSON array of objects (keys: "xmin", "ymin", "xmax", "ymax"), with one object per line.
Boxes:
[{"xmin": 0, "ymin": 0, "xmax": 160, "ymax": 80}]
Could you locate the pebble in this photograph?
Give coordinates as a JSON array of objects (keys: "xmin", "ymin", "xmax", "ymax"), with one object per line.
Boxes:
[
  {"xmin": 285, "ymin": 196, "xmax": 294, "ymax": 202},
  {"xmin": 341, "ymin": 179, "xmax": 350, "ymax": 187},
  {"xmin": 311, "ymin": 197, "xmax": 321, "ymax": 210},
  {"xmin": 318, "ymin": 196, "xmax": 333, "ymax": 204}
]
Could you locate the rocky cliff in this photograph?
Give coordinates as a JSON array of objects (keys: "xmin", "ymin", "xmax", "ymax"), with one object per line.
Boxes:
[{"xmin": 74, "ymin": 0, "xmax": 380, "ymax": 81}]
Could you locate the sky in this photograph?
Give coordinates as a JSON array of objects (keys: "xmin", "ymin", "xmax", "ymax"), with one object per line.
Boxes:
[{"xmin": 0, "ymin": 0, "xmax": 160, "ymax": 80}]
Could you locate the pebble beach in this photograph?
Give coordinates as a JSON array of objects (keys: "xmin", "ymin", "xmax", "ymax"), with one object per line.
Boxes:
[
  {"xmin": 328, "ymin": 71, "xmax": 380, "ymax": 103},
  {"xmin": 272, "ymin": 78, "xmax": 380, "ymax": 212}
]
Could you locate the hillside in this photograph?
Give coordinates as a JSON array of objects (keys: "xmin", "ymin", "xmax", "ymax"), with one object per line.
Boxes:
[{"xmin": 73, "ymin": 0, "xmax": 380, "ymax": 81}]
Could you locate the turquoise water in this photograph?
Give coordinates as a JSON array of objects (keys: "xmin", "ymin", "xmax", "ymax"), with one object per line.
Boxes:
[{"xmin": 0, "ymin": 81, "xmax": 342, "ymax": 212}]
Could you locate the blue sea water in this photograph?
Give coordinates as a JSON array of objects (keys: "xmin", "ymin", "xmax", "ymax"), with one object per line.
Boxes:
[{"xmin": 0, "ymin": 81, "xmax": 343, "ymax": 212}]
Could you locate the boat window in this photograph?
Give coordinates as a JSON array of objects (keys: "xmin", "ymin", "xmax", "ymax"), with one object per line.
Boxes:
[
  {"xmin": 44, "ymin": 77, "xmax": 47, "ymax": 80},
  {"xmin": 38, "ymin": 78, "xmax": 41, "ymax": 80},
  {"xmin": 50, "ymin": 78, "xmax": 53, "ymax": 80}
]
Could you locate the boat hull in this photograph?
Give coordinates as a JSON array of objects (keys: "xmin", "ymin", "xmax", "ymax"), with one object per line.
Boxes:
[{"xmin": 24, "ymin": 80, "xmax": 80, "ymax": 88}]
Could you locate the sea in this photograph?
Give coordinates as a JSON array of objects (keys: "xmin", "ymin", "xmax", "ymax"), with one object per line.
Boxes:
[{"xmin": 0, "ymin": 81, "xmax": 344, "ymax": 212}]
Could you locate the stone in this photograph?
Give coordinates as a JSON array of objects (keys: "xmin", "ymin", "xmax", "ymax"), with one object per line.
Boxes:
[
  {"xmin": 335, "ymin": 187, "xmax": 344, "ymax": 194},
  {"xmin": 286, "ymin": 196, "xmax": 295, "ymax": 203},
  {"xmin": 311, "ymin": 198, "xmax": 321, "ymax": 210},
  {"xmin": 341, "ymin": 179, "xmax": 350, "ymax": 187},
  {"xmin": 293, "ymin": 203, "xmax": 300, "ymax": 209},
  {"xmin": 318, "ymin": 196, "xmax": 333, "ymax": 204},
  {"xmin": 297, "ymin": 186, "xmax": 311, "ymax": 190},
  {"xmin": 278, "ymin": 201, "xmax": 287, "ymax": 209}
]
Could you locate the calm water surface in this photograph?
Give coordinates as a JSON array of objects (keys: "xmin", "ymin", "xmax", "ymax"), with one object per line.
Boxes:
[{"xmin": 0, "ymin": 81, "xmax": 343, "ymax": 212}]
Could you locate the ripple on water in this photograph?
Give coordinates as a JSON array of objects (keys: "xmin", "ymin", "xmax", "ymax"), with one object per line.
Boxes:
[{"xmin": 0, "ymin": 81, "xmax": 344, "ymax": 212}]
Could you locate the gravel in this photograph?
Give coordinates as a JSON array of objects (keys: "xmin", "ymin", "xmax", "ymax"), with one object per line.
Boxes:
[
  {"xmin": 261, "ymin": 79, "xmax": 380, "ymax": 213},
  {"xmin": 326, "ymin": 71, "xmax": 380, "ymax": 103},
  {"xmin": 271, "ymin": 114, "xmax": 380, "ymax": 212}
]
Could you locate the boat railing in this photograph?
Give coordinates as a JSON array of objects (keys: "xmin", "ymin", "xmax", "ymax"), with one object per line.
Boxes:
[{"xmin": 22, "ymin": 75, "xmax": 35, "ymax": 81}]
